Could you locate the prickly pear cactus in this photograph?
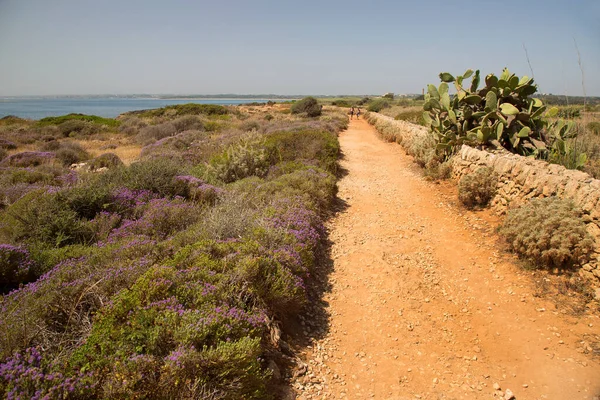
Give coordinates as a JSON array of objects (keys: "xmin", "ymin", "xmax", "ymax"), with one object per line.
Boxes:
[{"xmin": 423, "ymin": 68, "xmax": 574, "ymax": 160}]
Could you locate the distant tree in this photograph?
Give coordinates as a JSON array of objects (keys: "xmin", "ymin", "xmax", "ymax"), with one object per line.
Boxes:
[{"xmin": 290, "ymin": 97, "xmax": 321, "ymax": 117}]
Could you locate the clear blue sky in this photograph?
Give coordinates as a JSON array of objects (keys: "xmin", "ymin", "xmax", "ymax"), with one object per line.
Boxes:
[{"xmin": 1, "ymin": 0, "xmax": 598, "ymax": 96}]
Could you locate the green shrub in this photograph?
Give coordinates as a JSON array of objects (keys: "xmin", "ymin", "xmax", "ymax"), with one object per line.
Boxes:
[
  {"xmin": 0, "ymin": 244, "xmax": 34, "ymax": 288},
  {"xmin": 498, "ymin": 197, "xmax": 594, "ymax": 269},
  {"xmin": 395, "ymin": 109, "xmax": 426, "ymax": 126},
  {"xmin": 367, "ymin": 99, "xmax": 390, "ymax": 112},
  {"xmin": 118, "ymin": 116, "xmax": 147, "ymax": 136},
  {"xmin": 1, "ymin": 190, "xmax": 92, "ymax": 246},
  {"xmin": 105, "ymin": 158, "xmax": 185, "ymax": 196},
  {"xmin": 290, "ymin": 97, "xmax": 322, "ymax": 117},
  {"xmin": 557, "ymin": 106, "xmax": 581, "ymax": 119},
  {"xmin": 587, "ymin": 121, "xmax": 600, "ymax": 135},
  {"xmin": 331, "ymin": 100, "xmax": 351, "ymax": 107},
  {"xmin": 37, "ymin": 114, "xmax": 120, "ymax": 128},
  {"xmin": 54, "ymin": 142, "xmax": 91, "ymax": 166},
  {"xmin": 132, "ymin": 103, "xmax": 229, "ymax": 118},
  {"xmin": 264, "ymin": 129, "xmax": 339, "ymax": 174},
  {"xmin": 424, "ymin": 160, "xmax": 453, "ymax": 181},
  {"xmin": 0, "ymin": 148, "xmax": 6, "ymax": 161},
  {"xmin": 136, "ymin": 122, "xmax": 176, "ymax": 144},
  {"xmin": 58, "ymin": 180, "xmax": 114, "ymax": 220},
  {"xmin": 458, "ymin": 167, "xmax": 498, "ymax": 208},
  {"xmin": 204, "ymin": 135, "xmax": 272, "ymax": 183},
  {"xmin": 58, "ymin": 119, "xmax": 101, "ymax": 137},
  {"xmin": 87, "ymin": 153, "xmax": 124, "ymax": 170}
]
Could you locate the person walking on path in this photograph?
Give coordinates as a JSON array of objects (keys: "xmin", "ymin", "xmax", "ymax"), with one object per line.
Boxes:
[
  {"xmin": 349, "ymin": 107, "xmax": 355, "ymax": 120},
  {"xmin": 356, "ymin": 107, "xmax": 361, "ymax": 119}
]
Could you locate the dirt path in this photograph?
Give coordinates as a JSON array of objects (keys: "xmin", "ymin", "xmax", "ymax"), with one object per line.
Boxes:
[{"xmin": 290, "ymin": 119, "xmax": 600, "ymax": 399}]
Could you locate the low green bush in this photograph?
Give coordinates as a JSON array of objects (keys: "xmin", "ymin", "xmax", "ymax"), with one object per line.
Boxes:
[
  {"xmin": 395, "ymin": 109, "xmax": 426, "ymax": 126},
  {"xmin": 498, "ymin": 197, "xmax": 594, "ymax": 269},
  {"xmin": 458, "ymin": 167, "xmax": 498, "ymax": 208},
  {"xmin": 134, "ymin": 103, "xmax": 229, "ymax": 118},
  {"xmin": 0, "ymin": 244, "xmax": 34, "ymax": 289},
  {"xmin": 367, "ymin": 99, "xmax": 390, "ymax": 112},
  {"xmin": 204, "ymin": 136, "xmax": 272, "ymax": 183},
  {"xmin": 587, "ymin": 121, "xmax": 600, "ymax": 135},
  {"xmin": 87, "ymin": 153, "xmax": 124, "ymax": 170},
  {"xmin": 37, "ymin": 114, "xmax": 120, "ymax": 128},
  {"xmin": 290, "ymin": 97, "xmax": 321, "ymax": 117},
  {"xmin": 264, "ymin": 129, "xmax": 340, "ymax": 174},
  {"xmin": 54, "ymin": 142, "xmax": 91, "ymax": 166},
  {"xmin": 1, "ymin": 190, "xmax": 93, "ymax": 247}
]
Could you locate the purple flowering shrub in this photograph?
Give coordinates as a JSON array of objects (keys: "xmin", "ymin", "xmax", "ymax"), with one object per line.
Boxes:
[
  {"xmin": 0, "ymin": 114, "xmax": 343, "ymax": 398},
  {"xmin": 68, "ymin": 265, "xmax": 268, "ymax": 398},
  {"xmin": 104, "ymin": 197, "xmax": 201, "ymax": 242},
  {"xmin": 0, "ymin": 152, "xmax": 56, "ymax": 168},
  {"xmin": 173, "ymin": 175, "xmax": 225, "ymax": 204},
  {"xmin": 0, "ymin": 244, "xmax": 34, "ymax": 289},
  {"xmin": 0, "ymin": 347, "xmax": 94, "ymax": 399}
]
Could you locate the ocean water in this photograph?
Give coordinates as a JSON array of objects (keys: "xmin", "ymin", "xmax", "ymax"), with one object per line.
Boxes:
[{"xmin": 0, "ymin": 97, "xmax": 281, "ymax": 120}]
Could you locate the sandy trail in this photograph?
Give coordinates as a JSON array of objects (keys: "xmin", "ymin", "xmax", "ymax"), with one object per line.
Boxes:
[{"xmin": 291, "ymin": 118, "xmax": 600, "ymax": 399}]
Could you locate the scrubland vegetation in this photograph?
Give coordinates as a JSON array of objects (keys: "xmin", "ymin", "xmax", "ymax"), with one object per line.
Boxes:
[
  {"xmin": 0, "ymin": 100, "xmax": 348, "ymax": 398},
  {"xmin": 363, "ymin": 70, "xmax": 600, "ymax": 275}
]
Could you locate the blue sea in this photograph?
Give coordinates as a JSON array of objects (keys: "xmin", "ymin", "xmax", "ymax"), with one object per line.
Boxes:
[{"xmin": 0, "ymin": 97, "xmax": 284, "ymax": 120}]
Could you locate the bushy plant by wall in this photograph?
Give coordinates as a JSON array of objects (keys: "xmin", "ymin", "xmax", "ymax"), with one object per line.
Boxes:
[
  {"xmin": 291, "ymin": 97, "xmax": 322, "ymax": 117},
  {"xmin": 498, "ymin": 197, "xmax": 594, "ymax": 269},
  {"xmin": 458, "ymin": 167, "xmax": 498, "ymax": 208},
  {"xmin": 423, "ymin": 69, "xmax": 580, "ymax": 163}
]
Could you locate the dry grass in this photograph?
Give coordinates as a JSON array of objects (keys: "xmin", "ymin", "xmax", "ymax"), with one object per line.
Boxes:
[{"xmin": 78, "ymin": 140, "xmax": 142, "ymax": 165}]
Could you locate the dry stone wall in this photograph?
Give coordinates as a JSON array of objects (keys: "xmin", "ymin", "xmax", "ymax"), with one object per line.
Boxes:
[
  {"xmin": 452, "ymin": 145, "xmax": 600, "ymax": 284},
  {"xmin": 367, "ymin": 112, "xmax": 600, "ymax": 287}
]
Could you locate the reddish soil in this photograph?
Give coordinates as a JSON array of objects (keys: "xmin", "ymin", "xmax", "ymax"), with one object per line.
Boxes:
[{"xmin": 289, "ymin": 118, "xmax": 600, "ymax": 400}]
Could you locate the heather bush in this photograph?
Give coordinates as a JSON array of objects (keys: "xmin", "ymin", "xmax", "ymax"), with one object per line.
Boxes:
[
  {"xmin": 54, "ymin": 142, "xmax": 91, "ymax": 166},
  {"xmin": 172, "ymin": 115, "xmax": 204, "ymax": 132},
  {"xmin": 498, "ymin": 197, "xmax": 594, "ymax": 269},
  {"xmin": 290, "ymin": 97, "xmax": 322, "ymax": 117},
  {"xmin": 0, "ymin": 151, "xmax": 55, "ymax": 168},
  {"xmin": 136, "ymin": 122, "xmax": 177, "ymax": 145},
  {"xmin": 0, "ymin": 105, "xmax": 343, "ymax": 399},
  {"xmin": 118, "ymin": 116, "xmax": 147, "ymax": 136},
  {"xmin": 0, "ymin": 138, "xmax": 17, "ymax": 150},
  {"xmin": 140, "ymin": 130, "xmax": 208, "ymax": 164},
  {"xmin": 87, "ymin": 153, "xmax": 124, "ymax": 171},
  {"xmin": 0, "ymin": 149, "xmax": 6, "ymax": 162},
  {"xmin": 458, "ymin": 167, "xmax": 498, "ymax": 208},
  {"xmin": 173, "ymin": 175, "xmax": 224, "ymax": 204},
  {"xmin": 0, "ymin": 244, "xmax": 34, "ymax": 289}
]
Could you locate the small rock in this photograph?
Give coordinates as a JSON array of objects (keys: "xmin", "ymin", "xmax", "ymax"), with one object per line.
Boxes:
[
  {"xmin": 267, "ymin": 360, "xmax": 281, "ymax": 381},
  {"xmin": 504, "ymin": 388, "xmax": 516, "ymax": 400},
  {"xmin": 522, "ymin": 383, "xmax": 528, "ymax": 388},
  {"xmin": 433, "ymin": 378, "xmax": 439, "ymax": 384},
  {"xmin": 493, "ymin": 383, "xmax": 501, "ymax": 391}
]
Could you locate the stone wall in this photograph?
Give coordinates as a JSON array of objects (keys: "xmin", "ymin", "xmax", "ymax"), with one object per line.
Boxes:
[
  {"xmin": 367, "ymin": 112, "xmax": 600, "ymax": 286},
  {"xmin": 452, "ymin": 145, "xmax": 600, "ymax": 284}
]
